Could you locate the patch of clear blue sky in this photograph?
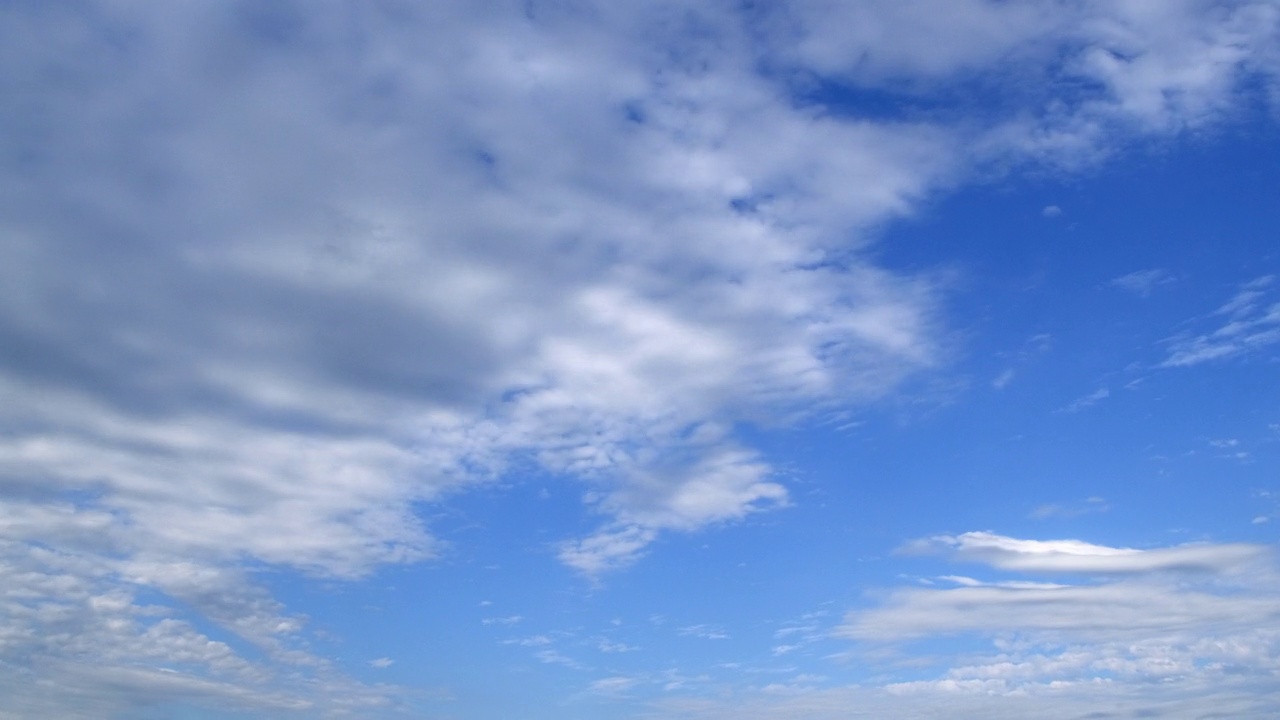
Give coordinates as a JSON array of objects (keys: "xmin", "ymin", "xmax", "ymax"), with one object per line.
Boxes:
[{"xmin": 246, "ymin": 111, "xmax": 1280, "ymax": 719}]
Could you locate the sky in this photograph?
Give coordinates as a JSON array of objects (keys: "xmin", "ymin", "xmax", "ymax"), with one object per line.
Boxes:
[{"xmin": 2, "ymin": 0, "xmax": 1280, "ymax": 718}]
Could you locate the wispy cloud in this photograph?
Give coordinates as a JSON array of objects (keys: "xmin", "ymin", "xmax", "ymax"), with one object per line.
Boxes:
[
  {"xmin": 596, "ymin": 638, "xmax": 639, "ymax": 653},
  {"xmin": 1029, "ymin": 496, "xmax": 1110, "ymax": 520},
  {"xmin": 678, "ymin": 624, "xmax": 731, "ymax": 640},
  {"xmin": 1163, "ymin": 277, "xmax": 1280, "ymax": 367},
  {"xmin": 1111, "ymin": 268, "xmax": 1175, "ymax": 297},
  {"xmin": 1057, "ymin": 387, "xmax": 1109, "ymax": 413},
  {"xmin": 898, "ymin": 531, "xmax": 1264, "ymax": 574},
  {"xmin": 811, "ymin": 533, "xmax": 1280, "ymax": 718},
  {"xmin": 589, "ymin": 676, "xmax": 639, "ymax": 695}
]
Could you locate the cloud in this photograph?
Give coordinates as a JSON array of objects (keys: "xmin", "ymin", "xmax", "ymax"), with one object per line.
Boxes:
[
  {"xmin": 900, "ymin": 530, "xmax": 1265, "ymax": 574},
  {"xmin": 1029, "ymin": 496, "xmax": 1110, "ymax": 520},
  {"xmin": 597, "ymin": 638, "xmax": 639, "ymax": 653},
  {"xmin": 991, "ymin": 368, "xmax": 1015, "ymax": 389},
  {"xmin": 3, "ymin": 0, "xmax": 1280, "ymax": 715},
  {"xmin": 1163, "ymin": 276, "xmax": 1280, "ymax": 366},
  {"xmin": 1040, "ymin": 205, "xmax": 1062, "ymax": 218},
  {"xmin": 1057, "ymin": 387, "xmax": 1109, "ymax": 413},
  {"xmin": 1111, "ymin": 268, "xmax": 1174, "ymax": 297},
  {"xmin": 846, "ymin": 532, "xmax": 1278, "ymax": 647},
  {"xmin": 369, "ymin": 658, "xmax": 394, "ymax": 669},
  {"xmin": 742, "ymin": 533, "xmax": 1280, "ymax": 720},
  {"xmin": 535, "ymin": 650, "xmax": 583, "ymax": 669},
  {"xmin": 589, "ymin": 675, "xmax": 639, "ymax": 695},
  {"xmin": 678, "ymin": 624, "xmax": 731, "ymax": 640},
  {"xmin": 506, "ymin": 635, "xmax": 553, "ymax": 647},
  {"xmin": 651, "ymin": 679, "xmax": 1280, "ymax": 720}
]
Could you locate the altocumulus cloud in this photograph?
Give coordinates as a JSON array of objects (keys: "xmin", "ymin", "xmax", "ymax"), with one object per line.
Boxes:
[{"xmin": 2, "ymin": 0, "xmax": 1280, "ymax": 716}]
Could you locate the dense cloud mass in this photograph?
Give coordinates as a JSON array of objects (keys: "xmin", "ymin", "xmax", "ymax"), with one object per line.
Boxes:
[{"xmin": 2, "ymin": 0, "xmax": 1280, "ymax": 717}]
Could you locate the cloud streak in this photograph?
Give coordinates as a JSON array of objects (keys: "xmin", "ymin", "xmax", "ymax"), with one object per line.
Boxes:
[
  {"xmin": 1163, "ymin": 276, "xmax": 1280, "ymax": 367},
  {"xmin": 812, "ymin": 533, "xmax": 1280, "ymax": 718}
]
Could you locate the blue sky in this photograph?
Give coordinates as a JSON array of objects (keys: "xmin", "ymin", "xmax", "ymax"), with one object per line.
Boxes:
[{"xmin": 3, "ymin": 1, "xmax": 1280, "ymax": 718}]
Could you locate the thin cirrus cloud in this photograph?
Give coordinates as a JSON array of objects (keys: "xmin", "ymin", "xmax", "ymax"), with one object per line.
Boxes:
[
  {"xmin": 1, "ymin": 0, "xmax": 1279, "ymax": 717},
  {"xmin": 1162, "ymin": 276, "xmax": 1280, "ymax": 367},
  {"xmin": 1110, "ymin": 268, "xmax": 1175, "ymax": 297}
]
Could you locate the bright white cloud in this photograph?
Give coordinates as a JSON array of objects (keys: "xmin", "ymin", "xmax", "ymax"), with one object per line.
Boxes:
[{"xmin": 901, "ymin": 530, "xmax": 1265, "ymax": 573}]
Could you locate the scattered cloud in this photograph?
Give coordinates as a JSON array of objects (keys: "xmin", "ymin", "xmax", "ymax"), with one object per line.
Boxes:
[
  {"xmin": 597, "ymin": 639, "xmax": 639, "ymax": 653},
  {"xmin": 1041, "ymin": 205, "xmax": 1062, "ymax": 218},
  {"xmin": 589, "ymin": 676, "xmax": 639, "ymax": 695},
  {"xmin": 678, "ymin": 624, "xmax": 731, "ymax": 641},
  {"xmin": 813, "ymin": 533, "xmax": 1280, "ymax": 718},
  {"xmin": 1057, "ymin": 387, "xmax": 1109, "ymax": 413},
  {"xmin": 535, "ymin": 650, "xmax": 583, "ymax": 669},
  {"xmin": 1111, "ymin": 268, "xmax": 1175, "ymax": 297},
  {"xmin": 369, "ymin": 658, "xmax": 394, "ymax": 669},
  {"xmin": 505, "ymin": 635, "xmax": 553, "ymax": 648},
  {"xmin": 898, "ymin": 531, "xmax": 1264, "ymax": 574},
  {"xmin": 991, "ymin": 368, "xmax": 1015, "ymax": 390},
  {"xmin": 1029, "ymin": 496, "xmax": 1110, "ymax": 520},
  {"xmin": 1163, "ymin": 276, "xmax": 1280, "ymax": 367}
]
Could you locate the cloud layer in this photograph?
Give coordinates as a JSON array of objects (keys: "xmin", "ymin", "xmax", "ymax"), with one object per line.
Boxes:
[
  {"xmin": 3, "ymin": 0, "xmax": 1280, "ymax": 715},
  {"xmin": 817, "ymin": 533, "xmax": 1280, "ymax": 718}
]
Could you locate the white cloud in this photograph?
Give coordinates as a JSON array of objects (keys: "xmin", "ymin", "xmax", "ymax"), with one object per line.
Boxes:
[
  {"xmin": 597, "ymin": 638, "xmax": 639, "ymax": 653},
  {"xmin": 652, "ymin": 679, "xmax": 1280, "ymax": 720},
  {"xmin": 589, "ymin": 675, "xmax": 638, "ymax": 695},
  {"xmin": 2, "ymin": 0, "xmax": 1280, "ymax": 714},
  {"xmin": 1029, "ymin": 496, "xmax": 1110, "ymax": 520},
  {"xmin": 535, "ymin": 650, "xmax": 582, "ymax": 669},
  {"xmin": 991, "ymin": 368, "xmax": 1015, "ymax": 389},
  {"xmin": 1111, "ymin": 268, "xmax": 1174, "ymax": 297},
  {"xmin": 1163, "ymin": 276, "xmax": 1280, "ymax": 366},
  {"xmin": 507, "ymin": 635, "xmax": 553, "ymax": 647},
  {"xmin": 718, "ymin": 533, "xmax": 1280, "ymax": 720},
  {"xmin": 369, "ymin": 657, "xmax": 394, "ymax": 669},
  {"xmin": 678, "ymin": 624, "xmax": 731, "ymax": 640},
  {"xmin": 901, "ymin": 530, "xmax": 1265, "ymax": 574},
  {"xmin": 1057, "ymin": 387, "xmax": 1109, "ymax": 413}
]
